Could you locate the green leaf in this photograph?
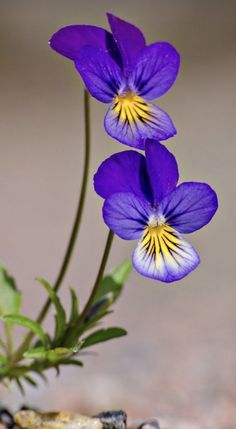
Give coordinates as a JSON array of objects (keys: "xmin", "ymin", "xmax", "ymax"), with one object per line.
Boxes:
[
  {"xmin": 81, "ymin": 327, "xmax": 127, "ymax": 349},
  {"xmin": 15, "ymin": 377, "xmax": 25, "ymax": 395},
  {"xmin": 0, "ymin": 364, "xmax": 10, "ymax": 376},
  {"xmin": 24, "ymin": 346, "xmax": 79, "ymax": 363},
  {"xmin": 23, "ymin": 347, "xmax": 49, "ymax": 360},
  {"xmin": 23, "ymin": 375, "xmax": 37, "ymax": 387},
  {"xmin": 82, "ymin": 260, "xmax": 131, "ymax": 330},
  {"xmin": 58, "ymin": 358, "xmax": 83, "ymax": 367},
  {"xmin": 3, "ymin": 314, "xmax": 48, "ymax": 347},
  {"xmin": 69, "ymin": 288, "xmax": 79, "ymax": 325},
  {"xmin": 83, "ymin": 310, "xmax": 113, "ymax": 333},
  {"xmin": 93, "ymin": 260, "xmax": 131, "ymax": 305},
  {"xmin": 46, "ymin": 348, "xmax": 74, "ymax": 362},
  {"xmin": 55, "ymin": 365, "xmax": 60, "ymax": 376},
  {"xmin": 36, "ymin": 371, "xmax": 48, "ymax": 384},
  {"xmin": 37, "ymin": 278, "xmax": 66, "ymax": 342},
  {"xmin": 0, "ymin": 354, "xmax": 7, "ymax": 364},
  {"xmin": 0, "ymin": 266, "xmax": 21, "ymax": 316},
  {"xmin": 85, "ymin": 297, "xmax": 113, "ymax": 324}
]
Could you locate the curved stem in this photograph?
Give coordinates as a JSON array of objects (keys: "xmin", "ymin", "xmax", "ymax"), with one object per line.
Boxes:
[
  {"xmin": 37, "ymin": 90, "xmax": 91, "ymax": 320},
  {"xmin": 64, "ymin": 229, "xmax": 114, "ymax": 346},
  {"xmin": 13, "ymin": 90, "xmax": 91, "ymax": 362},
  {"xmin": 79, "ymin": 230, "xmax": 114, "ymax": 322}
]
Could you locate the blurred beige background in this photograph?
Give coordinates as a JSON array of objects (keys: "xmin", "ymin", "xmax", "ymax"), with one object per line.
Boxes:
[{"xmin": 0, "ymin": 1, "xmax": 236, "ymax": 428}]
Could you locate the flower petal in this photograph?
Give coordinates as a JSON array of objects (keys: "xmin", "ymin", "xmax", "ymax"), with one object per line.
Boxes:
[
  {"xmin": 145, "ymin": 140, "xmax": 179, "ymax": 204},
  {"xmin": 75, "ymin": 46, "xmax": 124, "ymax": 103},
  {"xmin": 158, "ymin": 182, "xmax": 218, "ymax": 233},
  {"xmin": 103, "ymin": 192, "xmax": 151, "ymax": 240},
  {"xmin": 104, "ymin": 96, "xmax": 176, "ymax": 149},
  {"xmin": 94, "ymin": 151, "xmax": 152, "ymax": 201},
  {"xmin": 132, "ymin": 224, "xmax": 200, "ymax": 282},
  {"xmin": 107, "ymin": 13, "xmax": 146, "ymax": 73},
  {"xmin": 129, "ymin": 42, "xmax": 180, "ymax": 100},
  {"xmin": 49, "ymin": 25, "xmax": 119, "ymax": 62}
]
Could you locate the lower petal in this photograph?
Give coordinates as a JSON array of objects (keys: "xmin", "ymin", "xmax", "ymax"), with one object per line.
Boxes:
[
  {"xmin": 132, "ymin": 224, "xmax": 200, "ymax": 282},
  {"xmin": 104, "ymin": 95, "xmax": 176, "ymax": 149}
]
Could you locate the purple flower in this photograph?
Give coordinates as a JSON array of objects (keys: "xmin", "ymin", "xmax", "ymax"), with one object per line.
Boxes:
[
  {"xmin": 49, "ymin": 14, "xmax": 180, "ymax": 149},
  {"xmin": 94, "ymin": 140, "xmax": 218, "ymax": 282}
]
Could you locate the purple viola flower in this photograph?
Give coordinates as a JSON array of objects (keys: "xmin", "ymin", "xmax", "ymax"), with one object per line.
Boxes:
[
  {"xmin": 49, "ymin": 14, "xmax": 180, "ymax": 149},
  {"xmin": 94, "ymin": 140, "xmax": 218, "ymax": 282}
]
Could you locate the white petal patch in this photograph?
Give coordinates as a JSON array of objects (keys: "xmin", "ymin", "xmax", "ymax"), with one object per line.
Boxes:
[{"xmin": 132, "ymin": 224, "xmax": 200, "ymax": 282}]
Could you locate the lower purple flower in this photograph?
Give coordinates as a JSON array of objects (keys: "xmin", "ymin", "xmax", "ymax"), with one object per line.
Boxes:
[{"xmin": 94, "ymin": 140, "xmax": 218, "ymax": 283}]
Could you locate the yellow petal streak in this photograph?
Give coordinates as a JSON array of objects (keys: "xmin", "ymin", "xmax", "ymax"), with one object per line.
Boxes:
[
  {"xmin": 140, "ymin": 224, "xmax": 183, "ymax": 268},
  {"xmin": 113, "ymin": 91, "xmax": 152, "ymax": 126},
  {"xmin": 133, "ymin": 223, "xmax": 199, "ymax": 281}
]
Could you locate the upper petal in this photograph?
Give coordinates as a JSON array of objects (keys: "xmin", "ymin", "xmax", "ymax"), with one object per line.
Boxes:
[
  {"xmin": 104, "ymin": 97, "xmax": 176, "ymax": 149},
  {"xmin": 129, "ymin": 42, "xmax": 180, "ymax": 100},
  {"xmin": 49, "ymin": 25, "xmax": 118, "ymax": 61},
  {"xmin": 107, "ymin": 13, "xmax": 146, "ymax": 73},
  {"xmin": 103, "ymin": 192, "xmax": 151, "ymax": 240},
  {"xmin": 158, "ymin": 182, "xmax": 218, "ymax": 233},
  {"xmin": 145, "ymin": 140, "xmax": 179, "ymax": 204},
  {"xmin": 75, "ymin": 46, "xmax": 124, "ymax": 103},
  {"xmin": 94, "ymin": 151, "xmax": 152, "ymax": 201}
]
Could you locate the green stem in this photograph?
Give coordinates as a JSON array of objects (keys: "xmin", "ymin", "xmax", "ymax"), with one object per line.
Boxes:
[
  {"xmin": 13, "ymin": 90, "xmax": 91, "ymax": 362},
  {"xmin": 64, "ymin": 230, "xmax": 114, "ymax": 346},
  {"xmin": 4, "ymin": 323, "xmax": 13, "ymax": 358},
  {"xmin": 79, "ymin": 230, "xmax": 114, "ymax": 322}
]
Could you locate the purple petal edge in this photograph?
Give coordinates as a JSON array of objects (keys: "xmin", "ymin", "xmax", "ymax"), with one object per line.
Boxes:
[
  {"xmin": 107, "ymin": 13, "xmax": 146, "ymax": 73},
  {"xmin": 49, "ymin": 25, "xmax": 117, "ymax": 61},
  {"xmin": 159, "ymin": 182, "xmax": 218, "ymax": 233},
  {"xmin": 129, "ymin": 42, "xmax": 180, "ymax": 100},
  {"xmin": 103, "ymin": 192, "xmax": 151, "ymax": 240},
  {"xmin": 75, "ymin": 46, "xmax": 124, "ymax": 102},
  {"xmin": 94, "ymin": 150, "xmax": 152, "ymax": 201},
  {"xmin": 104, "ymin": 101, "xmax": 176, "ymax": 149},
  {"xmin": 132, "ymin": 233, "xmax": 200, "ymax": 283},
  {"xmin": 145, "ymin": 139, "xmax": 179, "ymax": 203}
]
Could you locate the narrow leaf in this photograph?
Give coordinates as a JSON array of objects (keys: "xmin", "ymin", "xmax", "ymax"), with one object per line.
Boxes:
[
  {"xmin": 15, "ymin": 378, "xmax": 25, "ymax": 395},
  {"xmin": 93, "ymin": 260, "xmax": 131, "ymax": 305},
  {"xmin": 3, "ymin": 314, "xmax": 48, "ymax": 347},
  {"xmin": 111, "ymin": 259, "xmax": 132, "ymax": 284},
  {"xmin": 23, "ymin": 375, "xmax": 37, "ymax": 387},
  {"xmin": 69, "ymin": 288, "xmax": 79, "ymax": 325},
  {"xmin": 55, "ymin": 366, "xmax": 60, "ymax": 376},
  {"xmin": 85, "ymin": 296, "xmax": 112, "ymax": 323},
  {"xmin": 47, "ymin": 347, "xmax": 74, "ymax": 362},
  {"xmin": 59, "ymin": 358, "xmax": 83, "ymax": 367},
  {"xmin": 0, "ymin": 266, "xmax": 21, "ymax": 316},
  {"xmin": 36, "ymin": 371, "xmax": 48, "ymax": 384},
  {"xmin": 24, "ymin": 346, "xmax": 77, "ymax": 362},
  {"xmin": 37, "ymin": 278, "xmax": 66, "ymax": 342},
  {"xmin": 81, "ymin": 327, "xmax": 127, "ymax": 349},
  {"xmin": 23, "ymin": 347, "xmax": 48, "ymax": 360},
  {"xmin": 83, "ymin": 310, "xmax": 113, "ymax": 333}
]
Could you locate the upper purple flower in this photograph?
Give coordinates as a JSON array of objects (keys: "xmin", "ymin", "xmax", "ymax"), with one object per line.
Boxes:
[
  {"xmin": 49, "ymin": 13, "xmax": 180, "ymax": 149},
  {"xmin": 94, "ymin": 140, "xmax": 218, "ymax": 282}
]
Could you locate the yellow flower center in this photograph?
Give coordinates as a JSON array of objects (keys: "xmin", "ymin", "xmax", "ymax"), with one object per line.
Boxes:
[
  {"xmin": 113, "ymin": 91, "xmax": 151, "ymax": 124},
  {"xmin": 141, "ymin": 223, "xmax": 181, "ymax": 263}
]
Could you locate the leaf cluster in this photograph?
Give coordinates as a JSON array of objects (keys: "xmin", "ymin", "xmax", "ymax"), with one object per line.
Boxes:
[{"xmin": 0, "ymin": 261, "xmax": 131, "ymax": 392}]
